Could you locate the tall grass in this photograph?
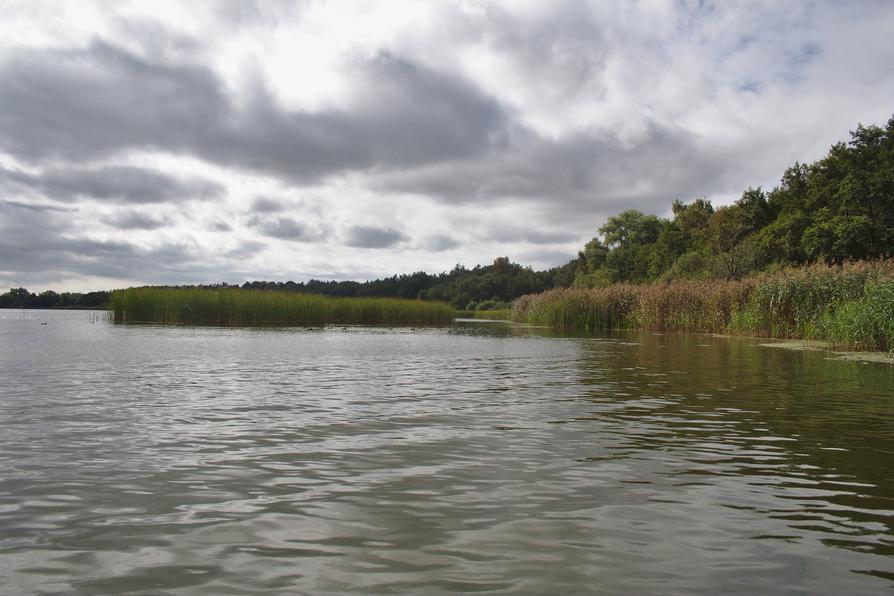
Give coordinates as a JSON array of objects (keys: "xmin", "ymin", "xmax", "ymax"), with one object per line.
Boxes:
[
  {"xmin": 513, "ymin": 260, "xmax": 894, "ymax": 351},
  {"xmin": 109, "ymin": 287, "xmax": 454, "ymax": 327}
]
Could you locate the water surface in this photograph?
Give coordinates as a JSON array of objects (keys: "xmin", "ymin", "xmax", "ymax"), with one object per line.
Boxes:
[{"xmin": 1, "ymin": 309, "xmax": 893, "ymax": 594}]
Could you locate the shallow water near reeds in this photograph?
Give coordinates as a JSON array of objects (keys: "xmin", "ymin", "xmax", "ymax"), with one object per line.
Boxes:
[{"xmin": 1, "ymin": 309, "xmax": 893, "ymax": 595}]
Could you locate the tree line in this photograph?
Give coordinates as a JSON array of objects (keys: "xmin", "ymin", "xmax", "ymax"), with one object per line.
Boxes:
[
  {"xmin": 3, "ymin": 115, "xmax": 891, "ymax": 309},
  {"xmin": 241, "ymin": 257, "xmax": 556, "ymax": 310},
  {"xmin": 0, "ymin": 288, "xmax": 109, "ymax": 309}
]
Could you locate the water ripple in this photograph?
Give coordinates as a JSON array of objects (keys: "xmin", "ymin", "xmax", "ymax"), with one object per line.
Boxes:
[{"xmin": 0, "ymin": 314, "xmax": 892, "ymax": 594}]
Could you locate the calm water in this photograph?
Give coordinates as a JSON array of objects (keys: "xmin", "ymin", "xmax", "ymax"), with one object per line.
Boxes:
[{"xmin": 1, "ymin": 310, "xmax": 893, "ymax": 595}]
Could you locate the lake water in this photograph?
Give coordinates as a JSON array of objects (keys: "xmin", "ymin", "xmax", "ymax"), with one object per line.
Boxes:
[{"xmin": 1, "ymin": 309, "xmax": 893, "ymax": 595}]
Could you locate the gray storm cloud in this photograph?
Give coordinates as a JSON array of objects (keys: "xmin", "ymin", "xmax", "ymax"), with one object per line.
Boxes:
[
  {"xmin": 247, "ymin": 215, "xmax": 327, "ymax": 243},
  {"xmin": 344, "ymin": 226, "xmax": 408, "ymax": 249}
]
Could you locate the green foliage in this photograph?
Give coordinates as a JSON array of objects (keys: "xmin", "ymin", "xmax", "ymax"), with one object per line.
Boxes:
[
  {"xmin": 736, "ymin": 187, "xmax": 773, "ymax": 232},
  {"xmin": 572, "ymin": 267, "xmax": 616, "ymax": 288},
  {"xmin": 475, "ymin": 299, "xmax": 511, "ymax": 311},
  {"xmin": 600, "ymin": 210, "xmax": 662, "ymax": 248},
  {"xmin": 109, "ymin": 287, "xmax": 454, "ymax": 326},
  {"xmin": 580, "ymin": 237, "xmax": 609, "ymax": 271},
  {"xmin": 801, "ymin": 213, "xmax": 875, "ymax": 262},
  {"xmin": 666, "ymin": 251, "xmax": 712, "ymax": 280},
  {"xmin": 672, "ymin": 198, "xmax": 714, "ymax": 244},
  {"xmin": 592, "ymin": 210, "xmax": 664, "ymax": 282}
]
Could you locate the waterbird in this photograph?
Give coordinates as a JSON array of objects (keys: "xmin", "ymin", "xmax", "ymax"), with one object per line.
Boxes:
[{"xmin": 40, "ymin": 322, "xmax": 47, "ymax": 325}]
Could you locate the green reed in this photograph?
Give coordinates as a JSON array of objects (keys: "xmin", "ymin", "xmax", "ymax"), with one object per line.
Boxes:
[
  {"xmin": 109, "ymin": 287, "xmax": 454, "ymax": 327},
  {"xmin": 513, "ymin": 260, "xmax": 894, "ymax": 351}
]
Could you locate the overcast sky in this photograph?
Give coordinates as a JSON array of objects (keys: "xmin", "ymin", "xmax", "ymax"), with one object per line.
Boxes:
[{"xmin": 1, "ymin": 0, "xmax": 892, "ymax": 292}]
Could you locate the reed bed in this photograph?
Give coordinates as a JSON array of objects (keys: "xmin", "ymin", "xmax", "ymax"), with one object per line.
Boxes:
[
  {"xmin": 513, "ymin": 260, "xmax": 894, "ymax": 351},
  {"xmin": 109, "ymin": 287, "xmax": 454, "ymax": 327}
]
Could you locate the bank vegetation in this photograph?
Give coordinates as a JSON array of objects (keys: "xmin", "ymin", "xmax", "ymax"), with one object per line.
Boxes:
[
  {"xmin": 109, "ymin": 287, "xmax": 454, "ymax": 327},
  {"xmin": 513, "ymin": 260, "xmax": 894, "ymax": 351}
]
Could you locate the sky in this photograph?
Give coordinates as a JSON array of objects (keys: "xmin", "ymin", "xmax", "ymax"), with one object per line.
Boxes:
[{"xmin": 1, "ymin": 1, "xmax": 893, "ymax": 292}]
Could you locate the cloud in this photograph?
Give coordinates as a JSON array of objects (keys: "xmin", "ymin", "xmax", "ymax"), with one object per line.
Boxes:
[
  {"xmin": 101, "ymin": 210, "xmax": 167, "ymax": 230},
  {"xmin": 0, "ymin": 164, "xmax": 223, "ymax": 204},
  {"xmin": 223, "ymin": 240, "xmax": 266, "ymax": 260},
  {"xmin": 0, "ymin": 41, "xmax": 226, "ymax": 162},
  {"xmin": 374, "ymin": 123, "xmax": 729, "ymax": 219},
  {"xmin": 247, "ymin": 215, "xmax": 327, "ymax": 242},
  {"xmin": 0, "ymin": 201, "xmax": 214, "ymax": 286},
  {"xmin": 0, "ymin": 40, "xmax": 509, "ymax": 184},
  {"xmin": 343, "ymin": 225, "xmax": 407, "ymax": 249},
  {"xmin": 209, "ymin": 219, "xmax": 233, "ymax": 232},
  {"xmin": 421, "ymin": 234, "xmax": 461, "ymax": 252},
  {"xmin": 204, "ymin": 51, "xmax": 510, "ymax": 181},
  {"xmin": 483, "ymin": 221, "xmax": 578, "ymax": 245},
  {"xmin": 0, "ymin": 199, "xmax": 73, "ymax": 213},
  {"xmin": 249, "ymin": 196, "xmax": 285, "ymax": 213}
]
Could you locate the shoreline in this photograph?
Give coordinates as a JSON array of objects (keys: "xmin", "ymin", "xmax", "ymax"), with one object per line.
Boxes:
[
  {"xmin": 504, "ymin": 320, "xmax": 894, "ymax": 364},
  {"xmin": 757, "ymin": 339, "xmax": 894, "ymax": 364}
]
